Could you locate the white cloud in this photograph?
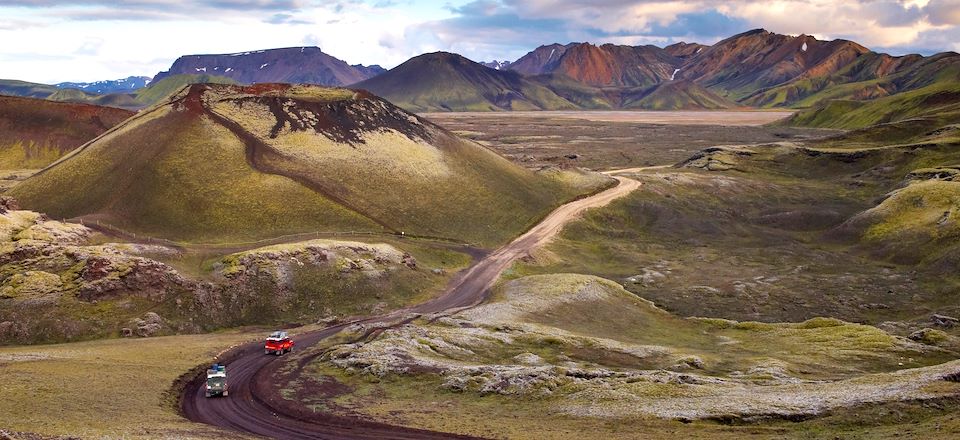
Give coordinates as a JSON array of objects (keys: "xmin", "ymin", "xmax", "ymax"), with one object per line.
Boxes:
[{"xmin": 0, "ymin": 0, "xmax": 957, "ymax": 83}]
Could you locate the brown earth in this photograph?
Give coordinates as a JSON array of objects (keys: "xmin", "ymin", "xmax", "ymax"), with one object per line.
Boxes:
[
  {"xmin": 423, "ymin": 110, "xmax": 834, "ymax": 169},
  {"xmin": 0, "ymin": 95, "xmax": 134, "ymax": 168}
]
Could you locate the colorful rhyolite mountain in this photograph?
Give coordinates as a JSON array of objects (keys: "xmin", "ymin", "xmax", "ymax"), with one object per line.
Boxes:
[{"xmin": 363, "ymin": 29, "xmax": 960, "ymax": 112}]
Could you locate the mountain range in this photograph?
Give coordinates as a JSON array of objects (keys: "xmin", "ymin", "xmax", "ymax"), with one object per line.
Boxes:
[
  {"xmin": 1, "ymin": 29, "xmax": 957, "ymax": 114},
  {"xmin": 54, "ymin": 76, "xmax": 152, "ymax": 94},
  {"xmin": 152, "ymin": 46, "xmax": 385, "ymax": 86}
]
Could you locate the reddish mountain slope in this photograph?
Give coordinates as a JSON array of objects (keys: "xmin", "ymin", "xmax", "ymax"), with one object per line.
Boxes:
[
  {"xmin": 553, "ymin": 43, "xmax": 681, "ymax": 87},
  {"xmin": 152, "ymin": 47, "xmax": 384, "ymax": 87},
  {"xmin": 511, "ymin": 43, "xmax": 680, "ymax": 88},
  {"xmin": 677, "ymin": 29, "xmax": 873, "ymax": 99},
  {"xmin": 0, "ymin": 95, "xmax": 134, "ymax": 168}
]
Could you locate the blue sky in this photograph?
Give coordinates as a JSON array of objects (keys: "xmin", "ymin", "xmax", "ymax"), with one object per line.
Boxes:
[{"xmin": 1, "ymin": 0, "xmax": 958, "ymax": 83}]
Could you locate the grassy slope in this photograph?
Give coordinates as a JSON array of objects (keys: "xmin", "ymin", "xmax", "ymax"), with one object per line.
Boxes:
[
  {"xmin": 743, "ymin": 52, "xmax": 960, "ymax": 109},
  {"xmin": 781, "ymin": 81, "xmax": 960, "ymax": 129},
  {"xmin": 132, "ymin": 74, "xmax": 237, "ymax": 107},
  {"xmin": 0, "ymin": 95, "xmax": 134, "ymax": 169},
  {"xmin": 9, "ymin": 104, "xmax": 380, "ymax": 242},
  {"xmin": 354, "ymin": 52, "xmax": 577, "ymax": 112},
  {"xmin": 0, "ymin": 331, "xmax": 257, "ymax": 438},
  {"xmin": 294, "ymin": 273, "xmax": 958, "ymax": 439},
  {"xmin": 510, "ymin": 142, "xmax": 960, "ymax": 324},
  {"xmin": 622, "ymin": 80, "xmax": 739, "ymax": 110}
]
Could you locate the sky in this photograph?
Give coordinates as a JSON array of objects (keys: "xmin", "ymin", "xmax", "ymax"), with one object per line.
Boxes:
[{"xmin": 1, "ymin": 0, "xmax": 959, "ymax": 84}]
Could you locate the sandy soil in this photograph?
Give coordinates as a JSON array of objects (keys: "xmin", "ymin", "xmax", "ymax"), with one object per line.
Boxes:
[
  {"xmin": 425, "ymin": 111, "xmax": 837, "ymax": 170},
  {"xmin": 422, "ymin": 110, "xmax": 796, "ymax": 126}
]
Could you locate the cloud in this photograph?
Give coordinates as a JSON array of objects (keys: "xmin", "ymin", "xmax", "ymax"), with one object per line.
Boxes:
[
  {"xmin": 7, "ymin": 0, "xmax": 311, "ymax": 21},
  {"xmin": 925, "ymin": 0, "xmax": 960, "ymax": 25},
  {"xmin": 264, "ymin": 12, "xmax": 313, "ymax": 24},
  {"xmin": 74, "ymin": 38, "xmax": 103, "ymax": 55},
  {"xmin": 412, "ymin": 0, "xmax": 960, "ymax": 61}
]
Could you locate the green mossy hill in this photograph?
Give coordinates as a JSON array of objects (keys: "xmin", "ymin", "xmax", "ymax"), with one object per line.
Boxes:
[
  {"xmin": 839, "ymin": 179, "xmax": 960, "ymax": 267},
  {"xmin": 354, "ymin": 52, "xmax": 578, "ymax": 112},
  {"xmin": 316, "ymin": 273, "xmax": 956, "ymax": 423},
  {"xmin": 622, "ymin": 80, "xmax": 739, "ymax": 110},
  {"xmin": 10, "ymin": 83, "xmax": 602, "ymax": 245},
  {"xmin": 0, "ymin": 96, "xmax": 134, "ymax": 169},
  {"xmin": 0, "ymin": 208, "xmax": 467, "ymax": 344},
  {"xmin": 782, "ymin": 81, "xmax": 960, "ymax": 130},
  {"xmin": 743, "ymin": 51, "xmax": 960, "ymax": 109}
]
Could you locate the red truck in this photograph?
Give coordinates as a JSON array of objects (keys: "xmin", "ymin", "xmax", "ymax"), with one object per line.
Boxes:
[{"xmin": 264, "ymin": 331, "xmax": 294, "ymax": 355}]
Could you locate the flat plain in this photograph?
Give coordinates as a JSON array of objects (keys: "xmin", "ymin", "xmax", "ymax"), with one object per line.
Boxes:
[{"xmin": 426, "ymin": 110, "xmax": 837, "ymax": 169}]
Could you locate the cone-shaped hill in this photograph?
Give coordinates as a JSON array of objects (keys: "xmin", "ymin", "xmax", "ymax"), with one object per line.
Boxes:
[
  {"xmin": 353, "ymin": 52, "xmax": 577, "ymax": 112},
  {"xmin": 10, "ymin": 83, "xmax": 599, "ymax": 245}
]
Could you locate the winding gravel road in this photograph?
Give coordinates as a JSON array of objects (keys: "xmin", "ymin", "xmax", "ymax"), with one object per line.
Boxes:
[{"xmin": 181, "ymin": 176, "xmax": 641, "ymax": 439}]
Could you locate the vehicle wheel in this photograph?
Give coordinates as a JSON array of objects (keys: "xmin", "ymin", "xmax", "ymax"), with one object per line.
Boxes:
[
  {"xmin": 276, "ymin": 350, "xmax": 282, "ymax": 356},
  {"xmin": 223, "ymin": 390, "xmax": 228, "ymax": 397},
  {"xmin": 205, "ymin": 392, "xmax": 210, "ymax": 398},
  {"xmin": 265, "ymin": 349, "xmax": 270, "ymax": 355}
]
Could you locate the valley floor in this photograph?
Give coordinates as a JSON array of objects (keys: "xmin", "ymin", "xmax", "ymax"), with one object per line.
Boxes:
[
  {"xmin": 1, "ymin": 110, "xmax": 959, "ymax": 439},
  {"xmin": 426, "ymin": 110, "xmax": 836, "ymax": 169}
]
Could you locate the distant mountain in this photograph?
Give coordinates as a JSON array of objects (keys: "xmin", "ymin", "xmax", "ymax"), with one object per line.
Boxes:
[
  {"xmin": 531, "ymin": 43, "xmax": 681, "ymax": 88},
  {"xmin": 0, "ymin": 74, "xmax": 236, "ymax": 110},
  {"xmin": 153, "ymin": 47, "xmax": 382, "ymax": 86},
  {"xmin": 55, "ymin": 76, "xmax": 151, "ymax": 94},
  {"xmin": 676, "ymin": 29, "xmax": 874, "ymax": 99},
  {"xmin": 354, "ymin": 52, "xmax": 576, "ymax": 112},
  {"xmin": 480, "ymin": 60, "xmax": 512, "ymax": 70},
  {"xmin": 509, "ymin": 43, "xmax": 575, "ymax": 75}
]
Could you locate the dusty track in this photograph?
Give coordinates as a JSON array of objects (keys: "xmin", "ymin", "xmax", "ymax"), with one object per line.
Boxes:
[{"xmin": 181, "ymin": 175, "xmax": 641, "ymax": 439}]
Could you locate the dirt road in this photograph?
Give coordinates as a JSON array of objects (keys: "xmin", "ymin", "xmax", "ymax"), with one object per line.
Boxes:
[{"xmin": 181, "ymin": 175, "xmax": 641, "ymax": 439}]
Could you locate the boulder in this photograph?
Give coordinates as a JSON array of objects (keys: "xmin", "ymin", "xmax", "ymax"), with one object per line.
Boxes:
[{"xmin": 931, "ymin": 314, "xmax": 959, "ymax": 328}]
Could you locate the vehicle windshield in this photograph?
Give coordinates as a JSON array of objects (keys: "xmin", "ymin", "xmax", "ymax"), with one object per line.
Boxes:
[
  {"xmin": 207, "ymin": 378, "xmax": 225, "ymax": 387},
  {"xmin": 269, "ymin": 331, "xmax": 284, "ymax": 339}
]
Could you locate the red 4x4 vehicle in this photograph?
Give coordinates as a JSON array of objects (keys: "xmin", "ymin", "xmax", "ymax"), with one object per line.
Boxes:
[{"xmin": 264, "ymin": 331, "xmax": 294, "ymax": 355}]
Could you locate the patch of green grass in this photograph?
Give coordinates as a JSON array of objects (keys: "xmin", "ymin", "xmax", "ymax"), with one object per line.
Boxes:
[
  {"xmin": 783, "ymin": 81, "xmax": 960, "ymax": 129},
  {"xmin": 0, "ymin": 331, "xmax": 257, "ymax": 438}
]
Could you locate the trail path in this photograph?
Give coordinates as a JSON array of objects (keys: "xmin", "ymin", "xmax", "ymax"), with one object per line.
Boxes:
[{"xmin": 182, "ymin": 175, "xmax": 642, "ymax": 439}]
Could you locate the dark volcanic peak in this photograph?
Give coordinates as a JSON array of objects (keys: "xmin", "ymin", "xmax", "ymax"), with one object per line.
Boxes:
[
  {"xmin": 152, "ymin": 46, "xmax": 382, "ymax": 87},
  {"xmin": 508, "ymin": 43, "xmax": 576, "ymax": 75},
  {"xmin": 185, "ymin": 82, "xmax": 434, "ymax": 144},
  {"xmin": 354, "ymin": 51, "xmax": 576, "ymax": 111}
]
